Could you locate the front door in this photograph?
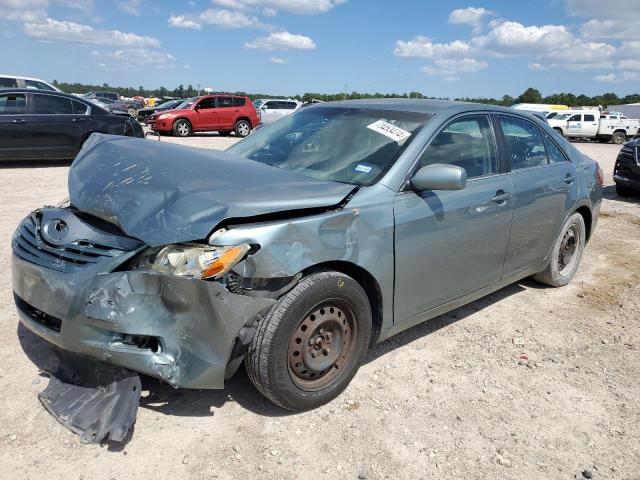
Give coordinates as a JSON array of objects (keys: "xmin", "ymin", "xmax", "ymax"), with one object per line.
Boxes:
[
  {"xmin": 393, "ymin": 114, "xmax": 514, "ymax": 323},
  {"xmin": 565, "ymin": 113, "xmax": 583, "ymax": 137},
  {"xmin": 496, "ymin": 114, "xmax": 579, "ymax": 276},
  {"xmin": 0, "ymin": 92, "xmax": 31, "ymax": 160},
  {"xmin": 191, "ymin": 97, "xmax": 217, "ymax": 130}
]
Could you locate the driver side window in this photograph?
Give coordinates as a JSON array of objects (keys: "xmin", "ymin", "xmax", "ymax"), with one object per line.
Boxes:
[{"xmin": 418, "ymin": 115, "xmax": 497, "ymax": 179}]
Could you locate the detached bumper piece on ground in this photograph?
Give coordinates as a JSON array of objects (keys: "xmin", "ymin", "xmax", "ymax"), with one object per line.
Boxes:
[{"xmin": 38, "ymin": 350, "xmax": 141, "ymax": 444}]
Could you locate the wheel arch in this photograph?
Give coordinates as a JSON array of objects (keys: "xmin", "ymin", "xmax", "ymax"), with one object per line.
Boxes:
[
  {"xmin": 235, "ymin": 116, "xmax": 252, "ymax": 126},
  {"xmin": 574, "ymin": 205, "xmax": 593, "ymax": 242},
  {"xmin": 553, "ymin": 127, "xmax": 564, "ymax": 135},
  {"xmin": 302, "ymin": 260, "xmax": 383, "ymax": 344}
]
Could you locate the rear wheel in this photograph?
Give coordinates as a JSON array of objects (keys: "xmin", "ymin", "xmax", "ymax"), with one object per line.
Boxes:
[
  {"xmin": 612, "ymin": 131, "xmax": 626, "ymax": 145},
  {"xmin": 533, "ymin": 213, "xmax": 586, "ymax": 287},
  {"xmin": 173, "ymin": 119, "xmax": 192, "ymax": 137},
  {"xmin": 616, "ymin": 183, "xmax": 636, "ymax": 197},
  {"xmin": 235, "ymin": 119, "xmax": 251, "ymax": 138},
  {"xmin": 246, "ymin": 271, "xmax": 372, "ymax": 411}
]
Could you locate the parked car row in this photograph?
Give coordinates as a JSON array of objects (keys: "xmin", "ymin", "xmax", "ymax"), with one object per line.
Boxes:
[{"xmin": 0, "ymin": 89, "xmax": 144, "ymax": 161}]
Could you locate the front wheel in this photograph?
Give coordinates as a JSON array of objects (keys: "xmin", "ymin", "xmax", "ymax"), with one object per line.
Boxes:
[
  {"xmin": 533, "ymin": 213, "xmax": 586, "ymax": 287},
  {"xmin": 246, "ymin": 271, "xmax": 372, "ymax": 411},
  {"xmin": 235, "ymin": 119, "xmax": 251, "ymax": 137},
  {"xmin": 612, "ymin": 132, "xmax": 626, "ymax": 145},
  {"xmin": 173, "ymin": 119, "xmax": 192, "ymax": 137}
]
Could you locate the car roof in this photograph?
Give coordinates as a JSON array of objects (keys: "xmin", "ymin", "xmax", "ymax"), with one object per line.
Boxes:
[
  {"xmin": 0, "ymin": 89, "xmax": 108, "ymax": 111},
  {"xmin": 313, "ymin": 98, "xmax": 523, "ymax": 116},
  {"xmin": 0, "ymin": 74, "xmax": 52, "ymax": 82}
]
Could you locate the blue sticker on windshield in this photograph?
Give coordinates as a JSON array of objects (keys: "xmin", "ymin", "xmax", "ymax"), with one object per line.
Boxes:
[{"xmin": 355, "ymin": 164, "xmax": 373, "ymax": 174}]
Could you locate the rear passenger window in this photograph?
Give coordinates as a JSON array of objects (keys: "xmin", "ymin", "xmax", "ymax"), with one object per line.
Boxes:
[
  {"xmin": 284, "ymin": 102, "xmax": 297, "ymax": 109},
  {"xmin": 233, "ymin": 97, "xmax": 246, "ymax": 107},
  {"xmin": 0, "ymin": 94, "xmax": 26, "ymax": 114},
  {"xmin": 499, "ymin": 116, "xmax": 548, "ymax": 170},
  {"xmin": 32, "ymin": 94, "xmax": 73, "ymax": 114},
  {"xmin": 217, "ymin": 96, "xmax": 234, "ymax": 108},
  {"xmin": 72, "ymin": 100, "xmax": 88, "ymax": 115},
  {"xmin": 0, "ymin": 77, "xmax": 19, "ymax": 88},
  {"xmin": 543, "ymin": 134, "xmax": 568, "ymax": 163},
  {"xmin": 419, "ymin": 115, "xmax": 497, "ymax": 179},
  {"xmin": 583, "ymin": 114, "xmax": 595, "ymax": 122},
  {"xmin": 25, "ymin": 79, "xmax": 55, "ymax": 91}
]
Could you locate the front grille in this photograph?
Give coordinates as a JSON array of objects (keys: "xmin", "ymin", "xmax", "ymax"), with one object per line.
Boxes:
[
  {"xmin": 12, "ymin": 213, "xmax": 128, "ymax": 273},
  {"xmin": 14, "ymin": 293, "xmax": 62, "ymax": 332}
]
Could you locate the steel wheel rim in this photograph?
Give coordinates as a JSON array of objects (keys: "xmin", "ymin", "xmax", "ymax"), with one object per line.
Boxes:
[
  {"xmin": 287, "ymin": 301, "xmax": 358, "ymax": 391},
  {"xmin": 238, "ymin": 122, "xmax": 249, "ymax": 136},
  {"xmin": 177, "ymin": 122, "xmax": 189, "ymax": 136},
  {"xmin": 558, "ymin": 224, "xmax": 579, "ymax": 275}
]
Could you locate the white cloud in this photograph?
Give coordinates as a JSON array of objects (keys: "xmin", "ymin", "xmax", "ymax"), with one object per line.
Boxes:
[
  {"xmin": 393, "ymin": 36, "xmax": 471, "ymax": 59},
  {"xmin": 618, "ymin": 59, "xmax": 640, "ymax": 70},
  {"xmin": 269, "ymin": 56, "xmax": 288, "ymax": 63},
  {"xmin": 245, "ymin": 30, "xmax": 315, "ymax": 50},
  {"xmin": 473, "ymin": 21, "xmax": 573, "ymax": 55},
  {"xmin": 117, "ymin": 0, "xmax": 144, "ymax": 16},
  {"xmin": 448, "ymin": 7, "xmax": 491, "ymax": 33},
  {"xmin": 433, "ymin": 58, "xmax": 487, "ymax": 72},
  {"xmin": 168, "ymin": 8, "xmax": 257, "ymax": 29},
  {"xmin": 566, "ymin": 0, "xmax": 640, "ymax": 40},
  {"xmin": 212, "ymin": 0, "xmax": 346, "ymax": 15},
  {"xmin": 0, "ymin": 0, "xmax": 94, "ymax": 22},
  {"xmin": 593, "ymin": 72, "xmax": 640, "ymax": 83},
  {"xmin": 23, "ymin": 18, "xmax": 160, "ymax": 47},
  {"xmin": 93, "ymin": 48, "xmax": 176, "ymax": 71},
  {"xmin": 528, "ymin": 62, "xmax": 544, "ymax": 70}
]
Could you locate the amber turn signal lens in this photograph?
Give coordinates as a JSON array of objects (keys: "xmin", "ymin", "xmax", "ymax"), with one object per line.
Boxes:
[{"xmin": 201, "ymin": 245, "xmax": 250, "ymax": 279}]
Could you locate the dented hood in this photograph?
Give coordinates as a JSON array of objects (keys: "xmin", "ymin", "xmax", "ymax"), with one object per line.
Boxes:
[{"xmin": 68, "ymin": 134, "xmax": 354, "ymax": 246}]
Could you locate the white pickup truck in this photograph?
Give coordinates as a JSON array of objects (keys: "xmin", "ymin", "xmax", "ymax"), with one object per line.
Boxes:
[{"xmin": 551, "ymin": 111, "xmax": 640, "ymax": 144}]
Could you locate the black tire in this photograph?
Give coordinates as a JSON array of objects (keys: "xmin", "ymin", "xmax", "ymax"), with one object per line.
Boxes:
[
  {"xmin": 553, "ymin": 127, "xmax": 563, "ymax": 136},
  {"xmin": 597, "ymin": 137, "xmax": 609, "ymax": 143},
  {"xmin": 612, "ymin": 131, "xmax": 626, "ymax": 145},
  {"xmin": 616, "ymin": 182, "xmax": 636, "ymax": 197},
  {"xmin": 533, "ymin": 213, "xmax": 586, "ymax": 287},
  {"xmin": 235, "ymin": 119, "xmax": 251, "ymax": 137},
  {"xmin": 246, "ymin": 271, "xmax": 372, "ymax": 411},
  {"xmin": 173, "ymin": 119, "xmax": 192, "ymax": 137}
]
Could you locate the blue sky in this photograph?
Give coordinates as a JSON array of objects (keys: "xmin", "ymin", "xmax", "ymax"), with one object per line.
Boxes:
[{"xmin": 2, "ymin": 0, "xmax": 639, "ymax": 97}]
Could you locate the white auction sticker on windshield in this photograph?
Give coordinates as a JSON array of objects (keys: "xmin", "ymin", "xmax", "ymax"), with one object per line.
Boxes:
[{"xmin": 367, "ymin": 120, "xmax": 412, "ymax": 143}]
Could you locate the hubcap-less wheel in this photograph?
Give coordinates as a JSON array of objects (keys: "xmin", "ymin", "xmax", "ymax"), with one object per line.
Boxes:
[
  {"xmin": 287, "ymin": 302, "xmax": 358, "ymax": 391},
  {"xmin": 557, "ymin": 225, "xmax": 579, "ymax": 276},
  {"xmin": 236, "ymin": 121, "xmax": 250, "ymax": 137},
  {"xmin": 176, "ymin": 121, "xmax": 190, "ymax": 137}
]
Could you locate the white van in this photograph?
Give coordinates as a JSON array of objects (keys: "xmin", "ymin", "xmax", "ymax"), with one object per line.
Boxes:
[
  {"xmin": 253, "ymin": 98, "xmax": 301, "ymax": 124},
  {"xmin": 0, "ymin": 74, "xmax": 61, "ymax": 92}
]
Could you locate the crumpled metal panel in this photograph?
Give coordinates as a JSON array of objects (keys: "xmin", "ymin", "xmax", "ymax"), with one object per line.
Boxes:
[
  {"xmin": 38, "ymin": 351, "xmax": 141, "ymax": 444},
  {"xmin": 68, "ymin": 134, "xmax": 355, "ymax": 246}
]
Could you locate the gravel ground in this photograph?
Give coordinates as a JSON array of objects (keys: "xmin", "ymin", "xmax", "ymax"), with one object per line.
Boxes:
[{"xmin": 0, "ymin": 136, "xmax": 638, "ymax": 480}]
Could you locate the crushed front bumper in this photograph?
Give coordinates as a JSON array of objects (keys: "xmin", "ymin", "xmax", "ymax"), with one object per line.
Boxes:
[{"xmin": 12, "ymin": 211, "xmax": 275, "ymax": 389}]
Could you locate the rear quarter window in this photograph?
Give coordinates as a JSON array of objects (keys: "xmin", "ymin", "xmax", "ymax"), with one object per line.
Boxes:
[
  {"xmin": 0, "ymin": 77, "xmax": 19, "ymax": 88},
  {"xmin": 233, "ymin": 97, "xmax": 246, "ymax": 107}
]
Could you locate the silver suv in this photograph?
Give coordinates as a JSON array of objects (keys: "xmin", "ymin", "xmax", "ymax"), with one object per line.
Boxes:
[
  {"xmin": 0, "ymin": 74, "xmax": 60, "ymax": 91},
  {"xmin": 253, "ymin": 98, "xmax": 300, "ymax": 124}
]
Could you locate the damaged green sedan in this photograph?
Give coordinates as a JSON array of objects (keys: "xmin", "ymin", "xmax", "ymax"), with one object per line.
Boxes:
[{"xmin": 13, "ymin": 100, "xmax": 603, "ymax": 420}]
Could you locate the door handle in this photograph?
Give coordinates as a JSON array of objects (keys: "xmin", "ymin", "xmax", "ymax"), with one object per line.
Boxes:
[
  {"xmin": 72, "ymin": 117, "xmax": 87, "ymax": 122},
  {"xmin": 12, "ymin": 119, "xmax": 26, "ymax": 124},
  {"xmin": 564, "ymin": 174, "xmax": 575, "ymax": 184},
  {"xmin": 491, "ymin": 191, "xmax": 512, "ymax": 203}
]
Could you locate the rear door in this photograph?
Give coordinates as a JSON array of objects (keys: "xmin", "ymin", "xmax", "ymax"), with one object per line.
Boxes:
[
  {"xmin": 27, "ymin": 93, "xmax": 80, "ymax": 159},
  {"xmin": 0, "ymin": 92, "xmax": 31, "ymax": 159},
  {"xmin": 215, "ymin": 96, "xmax": 237, "ymax": 129},
  {"xmin": 497, "ymin": 114, "xmax": 579, "ymax": 276},
  {"xmin": 580, "ymin": 113, "xmax": 599, "ymax": 136},
  {"xmin": 393, "ymin": 114, "xmax": 514, "ymax": 322}
]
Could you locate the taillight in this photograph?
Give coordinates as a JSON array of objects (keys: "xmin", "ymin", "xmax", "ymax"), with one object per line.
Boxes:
[{"xmin": 596, "ymin": 163, "xmax": 604, "ymax": 185}]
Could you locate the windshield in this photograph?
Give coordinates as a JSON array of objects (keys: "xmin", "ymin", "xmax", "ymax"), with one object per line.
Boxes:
[
  {"xmin": 554, "ymin": 114, "xmax": 570, "ymax": 120},
  {"xmin": 227, "ymin": 106, "xmax": 430, "ymax": 186},
  {"xmin": 176, "ymin": 97, "xmax": 196, "ymax": 109},
  {"xmin": 156, "ymin": 100, "xmax": 177, "ymax": 108}
]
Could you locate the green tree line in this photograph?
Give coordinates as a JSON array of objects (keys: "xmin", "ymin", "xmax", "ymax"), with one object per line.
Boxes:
[{"xmin": 51, "ymin": 81, "xmax": 639, "ymax": 108}]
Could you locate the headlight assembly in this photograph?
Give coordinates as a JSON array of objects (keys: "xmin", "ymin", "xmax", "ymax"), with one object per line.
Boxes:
[
  {"xmin": 134, "ymin": 243, "xmax": 250, "ymax": 280},
  {"xmin": 157, "ymin": 113, "xmax": 170, "ymax": 120}
]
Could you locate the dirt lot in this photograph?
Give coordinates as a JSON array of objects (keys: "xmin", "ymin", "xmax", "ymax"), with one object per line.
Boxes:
[{"xmin": 0, "ymin": 136, "xmax": 638, "ymax": 480}]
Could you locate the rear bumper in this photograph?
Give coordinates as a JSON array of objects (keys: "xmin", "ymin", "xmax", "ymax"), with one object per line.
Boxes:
[{"xmin": 12, "ymin": 252, "xmax": 275, "ymax": 389}]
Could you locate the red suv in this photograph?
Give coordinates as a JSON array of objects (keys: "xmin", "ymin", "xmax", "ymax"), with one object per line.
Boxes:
[{"xmin": 150, "ymin": 94, "xmax": 259, "ymax": 137}]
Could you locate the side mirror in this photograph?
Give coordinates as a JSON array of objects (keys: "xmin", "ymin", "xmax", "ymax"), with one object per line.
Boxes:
[{"xmin": 411, "ymin": 164, "xmax": 467, "ymax": 191}]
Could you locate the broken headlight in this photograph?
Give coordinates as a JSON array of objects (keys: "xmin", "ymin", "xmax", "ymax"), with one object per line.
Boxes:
[{"xmin": 133, "ymin": 243, "xmax": 250, "ymax": 280}]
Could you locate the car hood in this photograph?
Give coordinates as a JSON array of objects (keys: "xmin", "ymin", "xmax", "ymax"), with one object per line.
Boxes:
[{"xmin": 68, "ymin": 134, "xmax": 355, "ymax": 246}]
